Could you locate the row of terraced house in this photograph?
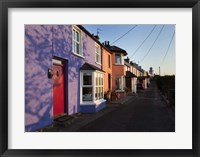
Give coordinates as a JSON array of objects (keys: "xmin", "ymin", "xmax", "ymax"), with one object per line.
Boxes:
[{"xmin": 25, "ymin": 25, "xmax": 150, "ymax": 131}]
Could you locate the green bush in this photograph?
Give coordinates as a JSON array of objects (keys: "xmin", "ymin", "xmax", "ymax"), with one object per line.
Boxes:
[{"xmin": 156, "ymin": 75, "xmax": 175, "ymax": 107}]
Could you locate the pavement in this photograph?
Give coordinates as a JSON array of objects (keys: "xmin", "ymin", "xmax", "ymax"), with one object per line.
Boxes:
[{"xmin": 38, "ymin": 94, "xmax": 135, "ymax": 132}]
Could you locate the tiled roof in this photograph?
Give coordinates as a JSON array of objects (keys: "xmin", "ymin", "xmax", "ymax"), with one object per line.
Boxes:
[
  {"xmin": 80, "ymin": 62, "xmax": 104, "ymax": 72},
  {"xmin": 126, "ymin": 71, "xmax": 137, "ymax": 78}
]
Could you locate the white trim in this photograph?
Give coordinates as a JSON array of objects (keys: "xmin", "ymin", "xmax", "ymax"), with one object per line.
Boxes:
[
  {"xmin": 80, "ymin": 99, "xmax": 106, "ymax": 106},
  {"xmin": 115, "ymin": 63, "xmax": 124, "ymax": 66},
  {"xmin": 95, "ymin": 43, "xmax": 102, "ymax": 64},
  {"xmin": 115, "ymin": 90, "xmax": 125, "ymax": 92},
  {"xmin": 115, "ymin": 53, "xmax": 124, "ymax": 65},
  {"xmin": 92, "ymin": 72, "xmax": 95, "ymax": 102},
  {"xmin": 80, "ymin": 102, "xmax": 96, "ymax": 105},
  {"xmin": 52, "ymin": 59, "xmax": 62, "ymax": 65},
  {"xmin": 72, "ymin": 25, "xmax": 84, "ymax": 57},
  {"xmin": 80, "ymin": 70, "xmax": 104, "ymax": 104},
  {"xmin": 95, "ymin": 61, "xmax": 102, "ymax": 66},
  {"xmin": 95, "ymin": 99, "xmax": 106, "ymax": 105},
  {"xmin": 72, "ymin": 52, "xmax": 85, "ymax": 59},
  {"xmin": 115, "ymin": 75, "xmax": 125, "ymax": 91}
]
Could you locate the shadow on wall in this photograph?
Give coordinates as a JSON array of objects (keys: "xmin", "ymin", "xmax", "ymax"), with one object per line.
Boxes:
[
  {"xmin": 53, "ymin": 25, "xmax": 90, "ymax": 115},
  {"xmin": 25, "ymin": 25, "xmax": 53, "ymax": 131},
  {"xmin": 25, "ymin": 25, "xmax": 95, "ymax": 131}
]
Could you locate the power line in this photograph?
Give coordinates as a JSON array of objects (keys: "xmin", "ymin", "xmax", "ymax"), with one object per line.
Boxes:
[
  {"xmin": 139, "ymin": 25, "xmax": 165, "ymax": 63},
  {"xmin": 111, "ymin": 25, "xmax": 138, "ymax": 45},
  {"xmin": 129, "ymin": 25, "xmax": 157, "ymax": 59},
  {"xmin": 160, "ymin": 30, "xmax": 175, "ymax": 66}
]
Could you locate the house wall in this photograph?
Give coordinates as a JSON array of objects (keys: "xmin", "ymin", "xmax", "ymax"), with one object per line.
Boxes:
[
  {"xmin": 102, "ymin": 48, "xmax": 112, "ymax": 93},
  {"xmin": 142, "ymin": 79, "xmax": 147, "ymax": 89},
  {"xmin": 132, "ymin": 66, "xmax": 138, "ymax": 76},
  {"xmin": 132, "ymin": 78, "xmax": 137, "ymax": 93},
  {"xmin": 25, "ymin": 25, "xmax": 53, "ymax": 132},
  {"xmin": 112, "ymin": 65, "xmax": 125, "ymax": 91},
  {"xmin": 25, "ymin": 25, "xmax": 101, "ymax": 131},
  {"xmin": 111, "ymin": 53, "xmax": 126, "ymax": 100}
]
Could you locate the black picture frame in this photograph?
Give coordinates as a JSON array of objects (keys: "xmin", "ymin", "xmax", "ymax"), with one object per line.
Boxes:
[{"xmin": 0, "ymin": 0, "xmax": 199, "ymax": 156}]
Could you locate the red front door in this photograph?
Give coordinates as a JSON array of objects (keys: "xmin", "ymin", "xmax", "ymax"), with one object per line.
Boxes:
[{"xmin": 53, "ymin": 63, "xmax": 65, "ymax": 116}]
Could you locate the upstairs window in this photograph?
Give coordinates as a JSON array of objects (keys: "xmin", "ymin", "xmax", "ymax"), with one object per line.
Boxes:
[
  {"xmin": 95, "ymin": 44, "xmax": 101, "ymax": 64},
  {"xmin": 115, "ymin": 53, "xmax": 123, "ymax": 65},
  {"xmin": 72, "ymin": 26, "xmax": 83, "ymax": 56}
]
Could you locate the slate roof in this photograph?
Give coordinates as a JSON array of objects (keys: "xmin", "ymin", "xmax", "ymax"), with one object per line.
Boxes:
[
  {"xmin": 106, "ymin": 45, "xmax": 127, "ymax": 55},
  {"xmin": 76, "ymin": 25, "xmax": 112, "ymax": 54},
  {"xmin": 126, "ymin": 71, "xmax": 137, "ymax": 78},
  {"xmin": 80, "ymin": 62, "xmax": 104, "ymax": 72}
]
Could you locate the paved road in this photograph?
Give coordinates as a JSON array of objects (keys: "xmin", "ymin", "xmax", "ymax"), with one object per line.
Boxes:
[{"xmin": 79, "ymin": 81, "xmax": 175, "ymax": 132}]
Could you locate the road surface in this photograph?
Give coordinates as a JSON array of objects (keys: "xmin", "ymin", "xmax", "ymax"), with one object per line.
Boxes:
[{"xmin": 79, "ymin": 81, "xmax": 175, "ymax": 132}]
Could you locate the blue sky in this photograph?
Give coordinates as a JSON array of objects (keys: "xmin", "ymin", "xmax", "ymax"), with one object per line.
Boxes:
[{"xmin": 83, "ymin": 24, "xmax": 175, "ymax": 76}]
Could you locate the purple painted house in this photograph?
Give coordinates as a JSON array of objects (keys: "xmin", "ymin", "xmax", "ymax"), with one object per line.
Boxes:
[{"xmin": 25, "ymin": 25, "xmax": 106, "ymax": 131}]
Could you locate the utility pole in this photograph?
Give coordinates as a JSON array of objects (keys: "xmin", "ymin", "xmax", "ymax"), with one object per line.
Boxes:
[{"xmin": 159, "ymin": 66, "xmax": 160, "ymax": 76}]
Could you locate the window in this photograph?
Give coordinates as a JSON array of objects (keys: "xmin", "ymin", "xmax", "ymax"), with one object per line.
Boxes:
[
  {"xmin": 81, "ymin": 71, "xmax": 104, "ymax": 102},
  {"xmin": 115, "ymin": 53, "xmax": 122, "ymax": 64},
  {"xmin": 72, "ymin": 27, "xmax": 82, "ymax": 56},
  {"xmin": 82, "ymin": 72, "xmax": 93, "ymax": 101},
  {"xmin": 95, "ymin": 44, "xmax": 101, "ymax": 64},
  {"xmin": 115, "ymin": 76, "xmax": 124, "ymax": 91},
  {"xmin": 95, "ymin": 72, "xmax": 104, "ymax": 100},
  {"xmin": 108, "ymin": 55, "xmax": 111, "ymax": 68},
  {"xmin": 126, "ymin": 66, "xmax": 130, "ymax": 71}
]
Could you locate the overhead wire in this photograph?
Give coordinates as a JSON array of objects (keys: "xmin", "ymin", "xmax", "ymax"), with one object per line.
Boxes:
[
  {"xmin": 139, "ymin": 25, "xmax": 165, "ymax": 64},
  {"xmin": 129, "ymin": 25, "xmax": 157, "ymax": 59},
  {"xmin": 160, "ymin": 30, "xmax": 175, "ymax": 66},
  {"xmin": 110, "ymin": 25, "xmax": 138, "ymax": 45}
]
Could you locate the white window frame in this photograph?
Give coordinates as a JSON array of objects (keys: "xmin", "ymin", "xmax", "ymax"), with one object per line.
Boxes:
[
  {"xmin": 80, "ymin": 70, "xmax": 104, "ymax": 104},
  {"xmin": 81, "ymin": 71, "xmax": 93, "ymax": 102},
  {"xmin": 72, "ymin": 26, "xmax": 83, "ymax": 57},
  {"xmin": 115, "ymin": 76, "xmax": 125, "ymax": 92},
  {"xmin": 115, "ymin": 53, "xmax": 124, "ymax": 65},
  {"xmin": 94, "ymin": 72, "xmax": 104, "ymax": 101},
  {"xmin": 95, "ymin": 43, "xmax": 101, "ymax": 65}
]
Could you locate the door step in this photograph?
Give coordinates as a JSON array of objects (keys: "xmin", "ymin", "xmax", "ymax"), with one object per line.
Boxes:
[{"xmin": 54, "ymin": 115, "xmax": 73, "ymax": 123}]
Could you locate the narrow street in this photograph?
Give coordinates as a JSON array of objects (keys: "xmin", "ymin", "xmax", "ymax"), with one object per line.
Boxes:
[{"xmin": 79, "ymin": 80, "xmax": 175, "ymax": 132}]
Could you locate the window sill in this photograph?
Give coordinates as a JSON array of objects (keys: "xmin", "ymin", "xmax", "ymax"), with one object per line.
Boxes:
[
  {"xmin": 95, "ymin": 62, "xmax": 102, "ymax": 66},
  {"xmin": 81, "ymin": 102, "xmax": 95, "ymax": 105},
  {"xmin": 115, "ymin": 90, "xmax": 125, "ymax": 93},
  {"xmin": 81, "ymin": 99, "xmax": 106, "ymax": 105},
  {"xmin": 72, "ymin": 52, "xmax": 85, "ymax": 59},
  {"xmin": 95, "ymin": 99, "xmax": 106, "ymax": 104},
  {"xmin": 115, "ymin": 63, "xmax": 124, "ymax": 66}
]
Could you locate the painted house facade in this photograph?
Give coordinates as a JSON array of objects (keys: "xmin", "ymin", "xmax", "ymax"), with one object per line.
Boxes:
[
  {"xmin": 103, "ymin": 41, "xmax": 127, "ymax": 99},
  {"xmin": 124, "ymin": 58, "xmax": 137, "ymax": 94},
  {"xmin": 102, "ymin": 45, "xmax": 113, "ymax": 97},
  {"xmin": 25, "ymin": 25, "xmax": 106, "ymax": 131}
]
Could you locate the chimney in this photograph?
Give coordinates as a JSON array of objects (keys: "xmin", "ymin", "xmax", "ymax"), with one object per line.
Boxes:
[
  {"xmin": 94, "ymin": 35, "xmax": 100, "ymax": 40},
  {"xmin": 130, "ymin": 61, "xmax": 133, "ymax": 65},
  {"xmin": 104, "ymin": 41, "xmax": 110, "ymax": 46},
  {"xmin": 124, "ymin": 57, "xmax": 130, "ymax": 63}
]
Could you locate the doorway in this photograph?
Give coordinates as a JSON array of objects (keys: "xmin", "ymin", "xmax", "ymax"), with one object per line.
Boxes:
[
  {"xmin": 108, "ymin": 73, "xmax": 111, "ymax": 90},
  {"xmin": 53, "ymin": 59, "xmax": 66, "ymax": 117}
]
